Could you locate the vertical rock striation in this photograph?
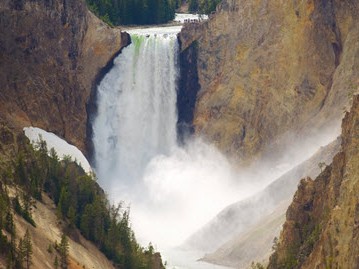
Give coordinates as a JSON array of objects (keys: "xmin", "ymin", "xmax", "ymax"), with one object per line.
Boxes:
[
  {"xmin": 0, "ymin": 0, "xmax": 128, "ymax": 155},
  {"xmin": 179, "ymin": 0, "xmax": 359, "ymax": 162},
  {"xmin": 268, "ymin": 95, "xmax": 359, "ymax": 269}
]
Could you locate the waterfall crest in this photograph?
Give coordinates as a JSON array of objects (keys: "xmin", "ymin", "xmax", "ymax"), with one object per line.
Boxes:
[{"xmin": 93, "ymin": 30, "xmax": 179, "ymax": 192}]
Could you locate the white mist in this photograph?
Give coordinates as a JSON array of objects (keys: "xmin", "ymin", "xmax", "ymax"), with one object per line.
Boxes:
[
  {"xmin": 91, "ymin": 27, "xmax": 255, "ymax": 269},
  {"xmin": 91, "ymin": 25, "xmax": 340, "ymax": 269}
]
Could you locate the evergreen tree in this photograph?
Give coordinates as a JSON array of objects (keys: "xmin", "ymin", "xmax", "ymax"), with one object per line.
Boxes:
[
  {"xmin": 188, "ymin": 0, "xmax": 198, "ymax": 12},
  {"xmin": 1, "ymin": 134, "xmax": 164, "ymax": 269},
  {"xmin": 7, "ymin": 250, "xmax": 15, "ymax": 269},
  {"xmin": 85, "ymin": 0, "xmax": 176, "ymax": 25},
  {"xmin": 57, "ymin": 186, "xmax": 69, "ymax": 219},
  {"xmin": 199, "ymin": 0, "xmax": 220, "ymax": 14},
  {"xmin": 17, "ymin": 238, "xmax": 25, "ymax": 269},
  {"xmin": 59, "ymin": 234, "xmax": 69, "ymax": 269},
  {"xmin": 0, "ymin": 190, "xmax": 7, "ymax": 229},
  {"xmin": 15, "ymin": 153, "xmax": 27, "ymax": 186},
  {"xmin": 5, "ymin": 212, "xmax": 15, "ymax": 236},
  {"xmin": 189, "ymin": 0, "xmax": 220, "ymax": 14},
  {"xmin": 54, "ymin": 256, "xmax": 59, "ymax": 269},
  {"xmin": 23, "ymin": 229, "xmax": 33, "ymax": 269},
  {"xmin": 67, "ymin": 206, "xmax": 76, "ymax": 228}
]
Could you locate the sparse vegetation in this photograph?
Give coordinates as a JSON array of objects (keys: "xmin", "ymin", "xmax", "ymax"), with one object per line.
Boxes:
[
  {"xmin": 0, "ymin": 134, "xmax": 163, "ymax": 268},
  {"xmin": 13, "ymin": 195, "xmax": 36, "ymax": 227},
  {"xmin": 269, "ymin": 239, "xmax": 298, "ymax": 269},
  {"xmin": 54, "ymin": 256, "xmax": 59, "ymax": 269},
  {"xmin": 250, "ymin": 261, "xmax": 265, "ymax": 269},
  {"xmin": 0, "ymin": 181, "xmax": 20, "ymax": 268},
  {"xmin": 58, "ymin": 234, "xmax": 69, "ymax": 269},
  {"xmin": 22, "ymin": 229, "xmax": 33, "ymax": 269},
  {"xmin": 301, "ymin": 224, "xmax": 321, "ymax": 258},
  {"xmin": 272, "ymin": 236, "xmax": 279, "ymax": 251},
  {"xmin": 47, "ymin": 243, "xmax": 53, "ymax": 254},
  {"xmin": 270, "ymin": 223, "xmax": 322, "ymax": 269}
]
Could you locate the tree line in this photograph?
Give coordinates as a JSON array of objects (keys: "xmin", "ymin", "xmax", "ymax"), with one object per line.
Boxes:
[
  {"xmin": 0, "ymin": 134, "xmax": 163, "ymax": 268},
  {"xmin": 188, "ymin": 0, "xmax": 221, "ymax": 14},
  {"xmin": 86, "ymin": 0, "xmax": 180, "ymax": 25},
  {"xmin": 85, "ymin": 0, "xmax": 221, "ymax": 26}
]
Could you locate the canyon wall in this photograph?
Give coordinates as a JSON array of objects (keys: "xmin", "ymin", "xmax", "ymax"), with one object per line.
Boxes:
[
  {"xmin": 179, "ymin": 0, "xmax": 359, "ymax": 162},
  {"xmin": 186, "ymin": 137, "xmax": 340, "ymax": 268},
  {"xmin": 177, "ymin": 40, "xmax": 201, "ymax": 142},
  {"xmin": 0, "ymin": 0, "xmax": 129, "ymax": 156},
  {"xmin": 268, "ymin": 94, "xmax": 359, "ymax": 268}
]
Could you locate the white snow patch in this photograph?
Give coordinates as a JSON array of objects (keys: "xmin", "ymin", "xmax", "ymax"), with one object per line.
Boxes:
[{"xmin": 23, "ymin": 127, "xmax": 92, "ymax": 173}]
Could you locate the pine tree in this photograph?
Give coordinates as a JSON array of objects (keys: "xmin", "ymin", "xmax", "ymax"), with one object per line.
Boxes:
[
  {"xmin": 54, "ymin": 256, "xmax": 59, "ymax": 269},
  {"xmin": 17, "ymin": 238, "xmax": 25, "ymax": 269},
  {"xmin": 7, "ymin": 250, "xmax": 15, "ymax": 269},
  {"xmin": 67, "ymin": 206, "xmax": 76, "ymax": 228},
  {"xmin": 85, "ymin": 0, "xmax": 176, "ymax": 25},
  {"xmin": 188, "ymin": 0, "xmax": 198, "ymax": 12},
  {"xmin": 57, "ymin": 187, "xmax": 69, "ymax": 219},
  {"xmin": 59, "ymin": 234, "xmax": 69, "ymax": 269},
  {"xmin": 5, "ymin": 211, "xmax": 15, "ymax": 236},
  {"xmin": 23, "ymin": 229, "xmax": 33, "ymax": 269}
]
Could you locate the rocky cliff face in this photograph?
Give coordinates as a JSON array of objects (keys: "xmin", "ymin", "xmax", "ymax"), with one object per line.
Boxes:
[
  {"xmin": 268, "ymin": 95, "xmax": 359, "ymax": 269},
  {"xmin": 179, "ymin": 0, "xmax": 359, "ymax": 162},
  {"xmin": 0, "ymin": 0, "xmax": 129, "ymax": 155},
  {"xmin": 177, "ymin": 40, "xmax": 201, "ymax": 142}
]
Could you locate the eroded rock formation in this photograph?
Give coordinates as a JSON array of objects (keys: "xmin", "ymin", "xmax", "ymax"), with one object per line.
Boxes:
[
  {"xmin": 268, "ymin": 95, "xmax": 359, "ymax": 269},
  {"xmin": 179, "ymin": 0, "xmax": 359, "ymax": 162},
  {"xmin": 0, "ymin": 0, "xmax": 129, "ymax": 155}
]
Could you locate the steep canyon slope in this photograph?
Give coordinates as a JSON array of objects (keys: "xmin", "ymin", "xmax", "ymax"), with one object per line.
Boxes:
[
  {"xmin": 0, "ymin": 0, "xmax": 134, "ymax": 268},
  {"xmin": 186, "ymin": 137, "xmax": 340, "ymax": 268},
  {"xmin": 179, "ymin": 0, "xmax": 359, "ymax": 163},
  {"xmin": 268, "ymin": 94, "xmax": 359, "ymax": 269},
  {"xmin": 0, "ymin": 0, "xmax": 129, "ymax": 156}
]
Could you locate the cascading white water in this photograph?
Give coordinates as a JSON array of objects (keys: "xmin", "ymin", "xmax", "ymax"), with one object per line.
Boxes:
[
  {"xmin": 91, "ymin": 24, "xmax": 340, "ymax": 269},
  {"xmin": 92, "ymin": 26, "xmax": 244, "ymax": 256},
  {"xmin": 93, "ymin": 28, "xmax": 179, "ymax": 196}
]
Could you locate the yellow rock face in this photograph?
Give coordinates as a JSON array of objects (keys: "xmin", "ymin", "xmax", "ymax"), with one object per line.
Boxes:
[
  {"xmin": 268, "ymin": 95, "xmax": 359, "ymax": 269},
  {"xmin": 181, "ymin": 0, "xmax": 359, "ymax": 163},
  {"xmin": 0, "ymin": 1, "xmax": 128, "ymax": 155}
]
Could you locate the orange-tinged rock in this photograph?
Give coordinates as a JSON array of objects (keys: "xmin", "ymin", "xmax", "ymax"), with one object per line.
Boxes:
[
  {"xmin": 179, "ymin": 0, "xmax": 359, "ymax": 163},
  {"xmin": 268, "ymin": 95, "xmax": 359, "ymax": 269}
]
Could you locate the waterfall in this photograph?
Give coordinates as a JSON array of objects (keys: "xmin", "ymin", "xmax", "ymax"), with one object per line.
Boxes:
[
  {"xmin": 90, "ymin": 23, "xmax": 342, "ymax": 269},
  {"xmin": 93, "ymin": 29, "xmax": 179, "ymax": 194},
  {"xmin": 92, "ymin": 26, "xmax": 243, "ymax": 265}
]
